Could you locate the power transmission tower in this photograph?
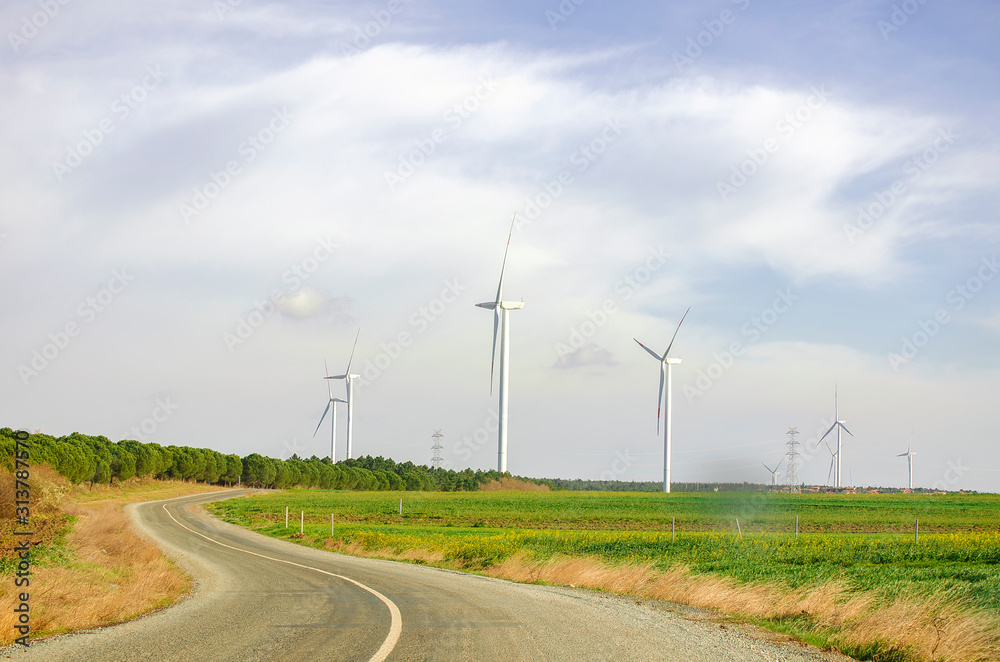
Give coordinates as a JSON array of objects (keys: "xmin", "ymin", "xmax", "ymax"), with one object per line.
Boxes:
[
  {"xmin": 431, "ymin": 430, "xmax": 444, "ymax": 468},
  {"xmin": 785, "ymin": 427, "xmax": 800, "ymax": 493}
]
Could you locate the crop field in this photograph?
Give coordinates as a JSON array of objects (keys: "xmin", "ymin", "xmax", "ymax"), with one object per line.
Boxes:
[{"xmin": 212, "ymin": 490, "xmax": 1000, "ymax": 661}]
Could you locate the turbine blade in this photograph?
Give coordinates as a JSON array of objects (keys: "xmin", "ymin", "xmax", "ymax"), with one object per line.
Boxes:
[
  {"xmin": 634, "ymin": 338, "xmax": 662, "ymax": 361},
  {"xmin": 662, "ymin": 306, "xmax": 691, "ymax": 358},
  {"xmin": 494, "ymin": 212, "xmax": 517, "ymax": 304},
  {"xmin": 827, "ymin": 456, "xmax": 835, "ymax": 484},
  {"xmin": 345, "ymin": 329, "xmax": 360, "ymax": 374},
  {"xmin": 324, "ymin": 359, "xmax": 333, "ymax": 398},
  {"xmin": 312, "ymin": 401, "xmax": 332, "ymax": 437},
  {"xmin": 490, "ymin": 307, "xmax": 500, "ymax": 394},
  {"xmin": 819, "ymin": 423, "xmax": 837, "ymax": 442},
  {"xmin": 840, "ymin": 423, "xmax": 854, "ymax": 437},
  {"xmin": 776, "ymin": 458, "xmax": 784, "ymax": 471},
  {"xmin": 657, "ymin": 364, "xmax": 665, "ymax": 435}
]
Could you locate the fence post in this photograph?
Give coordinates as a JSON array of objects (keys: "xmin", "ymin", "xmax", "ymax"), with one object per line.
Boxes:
[
  {"xmin": 915, "ymin": 518, "xmax": 919, "ymax": 543},
  {"xmin": 285, "ymin": 506, "xmax": 288, "ymax": 529},
  {"xmin": 300, "ymin": 511, "xmax": 304, "ymax": 534},
  {"xmin": 399, "ymin": 498, "xmax": 402, "ymax": 515},
  {"xmin": 331, "ymin": 513, "xmax": 334, "ymax": 537},
  {"xmin": 736, "ymin": 518, "xmax": 742, "ymax": 539},
  {"xmin": 671, "ymin": 516, "xmax": 675, "ymax": 541},
  {"xmin": 795, "ymin": 515, "xmax": 798, "ymax": 539}
]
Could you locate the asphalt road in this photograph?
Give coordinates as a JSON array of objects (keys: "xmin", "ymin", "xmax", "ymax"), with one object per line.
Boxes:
[{"xmin": 5, "ymin": 491, "xmax": 854, "ymax": 661}]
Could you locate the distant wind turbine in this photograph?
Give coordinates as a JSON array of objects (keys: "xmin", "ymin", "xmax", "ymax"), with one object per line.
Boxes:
[
  {"xmin": 634, "ymin": 306, "xmax": 691, "ymax": 493},
  {"xmin": 763, "ymin": 458, "xmax": 784, "ymax": 487},
  {"xmin": 475, "ymin": 213, "xmax": 523, "ymax": 473},
  {"xmin": 819, "ymin": 386, "xmax": 853, "ymax": 488},
  {"xmin": 824, "ymin": 442, "xmax": 839, "ymax": 487},
  {"xmin": 313, "ymin": 359, "xmax": 347, "ymax": 462},
  {"xmin": 326, "ymin": 330, "xmax": 361, "ymax": 459},
  {"xmin": 898, "ymin": 437, "xmax": 917, "ymax": 490}
]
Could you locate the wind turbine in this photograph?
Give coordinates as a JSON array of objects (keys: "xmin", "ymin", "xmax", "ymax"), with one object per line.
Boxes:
[
  {"xmin": 824, "ymin": 442, "xmax": 839, "ymax": 487},
  {"xmin": 634, "ymin": 307, "xmax": 691, "ymax": 493},
  {"xmin": 763, "ymin": 458, "xmax": 784, "ymax": 487},
  {"xmin": 898, "ymin": 438, "xmax": 917, "ymax": 490},
  {"xmin": 476, "ymin": 213, "xmax": 523, "ymax": 473},
  {"xmin": 313, "ymin": 359, "xmax": 347, "ymax": 462},
  {"xmin": 819, "ymin": 386, "xmax": 853, "ymax": 488},
  {"xmin": 326, "ymin": 330, "xmax": 361, "ymax": 459}
]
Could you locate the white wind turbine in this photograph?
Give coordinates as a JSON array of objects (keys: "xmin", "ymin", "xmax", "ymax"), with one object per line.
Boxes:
[
  {"xmin": 634, "ymin": 306, "xmax": 690, "ymax": 493},
  {"xmin": 763, "ymin": 458, "xmax": 784, "ymax": 487},
  {"xmin": 326, "ymin": 330, "xmax": 361, "ymax": 460},
  {"xmin": 313, "ymin": 359, "xmax": 347, "ymax": 462},
  {"xmin": 476, "ymin": 214, "xmax": 523, "ymax": 474},
  {"xmin": 819, "ymin": 386, "xmax": 853, "ymax": 488},
  {"xmin": 898, "ymin": 436, "xmax": 917, "ymax": 489},
  {"xmin": 824, "ymin": 442, "xmax": 839, "ymax": 486}
]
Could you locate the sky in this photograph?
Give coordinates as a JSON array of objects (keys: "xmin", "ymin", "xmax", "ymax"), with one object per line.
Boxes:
[{"xmin": 2, "ymin": 0, "xmax": 998, "ymax": 491}]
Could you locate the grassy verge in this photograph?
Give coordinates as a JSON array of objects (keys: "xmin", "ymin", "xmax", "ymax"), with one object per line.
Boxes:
[
  {"xmin": 0, "ymin": 468, "xmax": 227, "ymax": 645},
  {"xmin": 211, "ymin": 490, "xmax": 1000, "ymax": 662}
]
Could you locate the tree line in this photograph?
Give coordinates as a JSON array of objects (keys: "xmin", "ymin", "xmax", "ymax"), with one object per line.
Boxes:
[{"xmin": 0, "ymin": 428, "xmax": 513, "ymax": 492}]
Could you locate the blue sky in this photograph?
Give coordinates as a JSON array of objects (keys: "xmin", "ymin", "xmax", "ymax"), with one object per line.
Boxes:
[{"xmin": 2, "ymin": 0, "xmax": 998, "ymax": 490}]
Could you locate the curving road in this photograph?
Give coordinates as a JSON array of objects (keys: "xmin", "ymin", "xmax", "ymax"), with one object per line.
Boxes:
[{"xmin": 5, "ymin": 491, "xmax": 853, "ymax": 661}]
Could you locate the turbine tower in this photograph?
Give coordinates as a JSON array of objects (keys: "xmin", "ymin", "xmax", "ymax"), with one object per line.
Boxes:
[
  {"xmin": 634, "ymin": 306, "xmax": 691, "ymax": 493},
  {"xmin": 819, "ymin": 386, "xmax": 853, "ymax": 488},
  {"xmin": 313, "ymin": 359, "xmax": 347, "ymax": 462},
  {"xmin": 898, "ymin": 441, "xmax": 917, "ymax": 490},
  {"xmin": 326, "ymin": 330, "xmax": 361, "ymax": 459},
  {"xmin": 475, "ymin": 213, "xmax": 522, "ymax": 473},
  {"xmin": 763, "ymin": 459, "xmax": 783, "ymax": 486}
]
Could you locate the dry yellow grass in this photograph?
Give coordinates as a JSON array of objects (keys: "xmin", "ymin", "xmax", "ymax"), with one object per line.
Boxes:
[
  {"xmin": 0, "ymin": 503, "xmax": 189, "ymax": 643},
  {"xmin": 483, "ymin": 553, "xmax": 1000, "ymax": 662},
  {"xmin": 322, "ymin": 539, "xmax": 448, "ymax": 565},
  {"xmin": 0, "ymin": 469, "xmax": 228, "ymax": 645}
]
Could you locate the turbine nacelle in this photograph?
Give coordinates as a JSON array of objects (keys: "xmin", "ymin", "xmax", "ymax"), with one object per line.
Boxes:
[{"xmin": 476, "ymin": 301, "xmax": 524, "ymax": 310}]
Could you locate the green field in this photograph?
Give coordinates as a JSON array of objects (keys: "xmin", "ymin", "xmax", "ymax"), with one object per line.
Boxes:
[{"xmin": 211, "ymin": 490, "xmax": 1000, "ymax": 661}]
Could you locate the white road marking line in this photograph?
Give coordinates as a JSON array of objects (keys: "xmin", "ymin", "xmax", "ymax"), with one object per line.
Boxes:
[{"xmin": 161, "ymin": 502, "xmax": 402, "ymax": 662}]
